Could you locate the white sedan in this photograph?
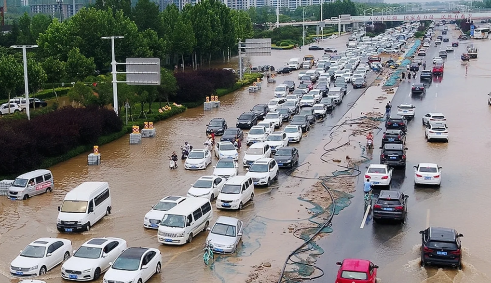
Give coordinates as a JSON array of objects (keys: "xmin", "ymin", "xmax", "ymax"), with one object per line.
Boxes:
[
  {"xmin": 246, "ymin": 126, "xmax": 269, "ymax": 145},
  {"xmin": 397, "ymin": 104, "xmax": 415, "ymax": 118},
  {"xmin": 184, "ymin": 149, "xmax": 212, "ymax": 170},
  {"xmin": 103, "ymin": 247, "xmax": 161, "ymax": 283},
  {"xmin": 213, "ymin": 158, "xmax": 238, "ymax": 179},
  {"xmin": 187, "ymin": 175, "xmax": 226, "ymax": 201},
  {"xmin": 215, "ymin": 141, "xmax": 238, "ymax": 160},
  {"xmin": 284, "ymin": 125, "xmax": 303, "ymax": 142},
  {"xmin": 414, "ymin": 163, "xmax": 442, "ymax": 186},
  {"xmin": 257, "ymin": 121, "xmax": 275, "ymax": 135},
  {"xmin": 10, "ymin": 238, "xmax": 72, "ymax": 277},
  {"xmin": 263, "ymin": 112, "xmax": 283, "ymax": 128},
  {"xmin": 364, "ymin": 164, "xmax": 393, "ymax": 187},
  {"xmin": 245, "ymin": 158, "xmax": 279, "ymax": 187},
  {"xmin": 62, "ymin": 237, "xmax": 127, "ymax": 281},
  {"xmin": 425, "ymin": 122, "xmax": 448, "ymax": 142},
  {"xmin": 422, "ymin": 112, "xmax": 446, "ymax": 126},
  {"xmin": 300, "ymin": 94, "xmax": 316, "ymax": 107},
  {"xmin": 265, "ymin": 132, "xmax": 289, "ymax": 153}
]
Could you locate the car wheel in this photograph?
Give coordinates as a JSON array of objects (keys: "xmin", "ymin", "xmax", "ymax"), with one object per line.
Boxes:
[
  {"xmin": 203, "ymin": 221, "xmax": 209, "ymax": 233},
  {"xmin": 46, "ymin": 187, "xmax": 52, "ymax": 193},
  {"xmin": 39, "ymin": 266, "xmax": 47, "ymax": 275},
  {"xmin": 64, "ymin": 251, "xmax": 70, "ymax": 261},
  {"xmin": 93, "ymin": 267, "xmax": 101, "ymax": 280},
  {"xmin": 210, "ymin": 194, "xmax": 214, "ymax": 201},
  {"xmin": 86, "ymin": 222, "xmax": 91, "ymax": 232},
  {"xmin": 156, "ymin": 262, "xmax": 162, "ymax": 274},
  {"xmin": 138, "ymin": 279, "xmax": 142, "ymax": 283},
  {"xmin": 187, "ymin": 233, "xmax": 193, "ymax": 243},
  {"xmin": 23, "ymin": 194, "xmax": 29, "ymax": 200},
  {"xmin": 250, "ymin": 192, "xmax": 254, "ymax": 201},
  {"xmin": 274, "ymin": 171, "xmax": 279, "ymax": 180},
  {"xmin": 106, "ymin": 206, "xmax": 111, "ymax": 215},
  {"xmin": 238, "ymin": 202, "xmax": 244, "ymax": 210},
  {"xmin": 267, "ymin": 178, "xmax": 272, "ymax": 187},
  {"xmin": 422, "ymin": 118, "xmax": 425, "ymax": 125}
]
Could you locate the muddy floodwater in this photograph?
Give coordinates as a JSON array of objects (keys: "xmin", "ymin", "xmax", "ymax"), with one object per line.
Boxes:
[{"xmin": 2, "ymin": 28, "xmax": 491, "ymax": 283}]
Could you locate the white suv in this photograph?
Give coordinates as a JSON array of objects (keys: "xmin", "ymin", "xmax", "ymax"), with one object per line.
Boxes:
[
  {"xmin": 0, "ymin": 103, "xmax": 21, "ymax": 115},
  {"xmin": 245, "ymin": 158, "xmax": 279, "ymax": 187},
  {"xmin": 246, "ymin": 126, "xmax": 269, "ymax": 145},
  {"xmin": 143, "ymin": 196, "xmax": 187, "ymax": 228},
  {"xmin": 263, "ymin": 112, "xmax": 283, "ymax": 128},
  {"xmin": 274, "ymin": 84, "xmax": 289, "ymax": 98},
  {"xmin": 242, "ymin": 142, "xmax": 271, "ymax": 167},
  {"xmin": 216, "ymin": 176, "xmax": 254, "ymax": 210}
]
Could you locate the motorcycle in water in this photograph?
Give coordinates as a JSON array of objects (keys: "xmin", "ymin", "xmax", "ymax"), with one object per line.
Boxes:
[
  {"xmin": 169, "ymin": 157, "xmax": 178, "ymax": 169},
  {"xmin": 366, "ymin": 138, "xmax": 373, "ymax": 150},
  {"xmin": 181, "ymin": 145, "xmax": 193, "ymax": 159},
  {"xmin": 204, "ymin": 139, "xmax": 213, "ymax": 152}
]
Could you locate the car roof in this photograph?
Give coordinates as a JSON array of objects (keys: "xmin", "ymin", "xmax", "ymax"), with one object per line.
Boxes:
[
  {"xmin": 385, "ymin": 129, "xmax": 402, "ymax": 134},
  {"xmin": 218, "ymin": 141, "xmax": 234, "ymax": 146},
  {"xmin": 198, "ymin": 176, "xmax": 217, "ymax": 181},
  {"xmin": 254, "ymin": 158, "xmax": 273, "ymax": 164},
  {"xmin": 215, "ymin": 216, "xmax": 240, "ymax": 226},
  {"xmin": 428, "ymin": 227, "xmax": 457, "ymax": 241},
  {"xmin": 159, "ymin": 196, "xmax": 186, "ymax": 203},
  {"xmin": 210, "ymin": 118, "xmax": 225, "ymax": 121},
  {"xmin": 341, "ymin": 259, "xmax": 370, "ymax": 271},
  {"xmin": 30, "ymin": 238, "xmax": 60, "ymax": 246},
  {"xmin": 225, "ymin": 175, "xmax": 250, "ymax": 184},
  {"xmin": 379, "ymin": 190, "xmax": 402, "ymax": 199},
  {"xmin": 191, "ymin": 149, "xmax": 206, "ymax": 153},
  {"xmin": 249, "ymin": 142, "xmax": 267, "ymax": 148},
  {"xmin": 418, "ymin": 163, "xmax": 438, "ymax": 167},
  {"xmin": 120, "ymin": 247, "xmax": 149, "ymax": 259},
  {"xmin": 428, "ymin": 112, "xmax": 445, "ymax": 116},
  {"xmin": 269, "ymin": 132, "xmax": 284, "ymax": 136},
  {"xmin": 17, "ymin": 169, "xmax": 51, "ymax": 179},
  {"xmin": 368, "ymin": 164, "xmax": 387, "ymax": 169},
  {"xmin": 384, "ymin": 143, "xmax": 403, "ymax": 150},
  {"xmin": 84, "ymin": 238, "xmax": 111, "ymax": 247}
]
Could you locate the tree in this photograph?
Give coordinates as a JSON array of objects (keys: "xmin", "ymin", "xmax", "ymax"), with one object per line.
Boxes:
[
  {"xmin": 132, "ymin": 0, "xmax": 162, "ymax": 33},
  {"xmin": 66, "ymin": 47, "xmax": 96, "ymax": 81},
  {"xmin": 93, "ymin": 0, "xmax": 131, "ymax": 17},
  {"xmin": 231, "ymin": 10, "xmax": 253, "ymax": 41},
  {"xmin": 68, "ymin": 82, "xmax": 93, "ymax": 106},
  {"xmin": 157, "ymin": 68, "xmax": 178, "ymax": 107},
  {"xmin": 17, "ymin": 12, "xmax": 33, "ymax": 44},
  {"xmin": 42, "ymin": 57, "xmax": 67, "ymax": 90},
  {"xmin": 0, "ymin": 55, "xmax": 23, "ymax": 104},
  {"xmin": 26, "ymin": 58, "xmax": 47, "ymax": 94},
  {"xmin": 89, "ymin": 75, "xmax": 114, "ymax": 108},
  {"xmin": 37, "ymin": 19, "xmax": 73, "ymax": 61},
  {"xmin": 30, "ymin": 14, "xmax": 53, "ymax": 42}
]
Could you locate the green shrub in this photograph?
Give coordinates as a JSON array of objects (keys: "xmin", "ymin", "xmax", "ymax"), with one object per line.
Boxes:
[
  {"xmin": 280, "ymin": 41, "xmax": 290, "ymax": 46},
  {"xmin": 34, "ymin": 87, "xmax": 71, "ymax": 100}
]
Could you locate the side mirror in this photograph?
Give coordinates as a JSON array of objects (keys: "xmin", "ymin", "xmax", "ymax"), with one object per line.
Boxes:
[
  {"xmin": 206, "ymin": 227, "xmax": 211, "ymax": 231},
  {"xmin": 373, "ymin": 265, "xmax": 379, "ymax": 269},
  {"xmin": 47, "ymin": 253, "xmax": 52, "ymax": 257},
  {"xmin": 186, "ymin": 221, "xmax": 191, "ymax": 227},
  {"xmin": 102, "ymin": 253, "xmax": 107, "ymax": 258},
  {"xmin": 58, "ymin": 206, "xmax": 61, "ymax": 211},
  {"xmin": 88, "ymin": 207, "xmax": 94, "ymax": 213},
  {"xmin": 405, "ymin": 148, "xmax": 408, "ymax": 150},
  {"xmin": 20, "ymin": 250, "xmax": 23, "ymax": 254},
  {"xmin": 458, "ymin": 233, "xmax": 463, "ymax": 237},
  {"xmin": 419, "ymin": 230, "xmax": 424, "ymax": 234},
  {"xmin": 413, "ymin": 165, "xmax": 417, "ymax": 168},
  {"xmin": 438, "ymin": 166, "xmax": 442, "ymax": 169},
  {"xmin": 336, "ymin": 261, "xmax": 342, "ymax": 266},
  {"xmin": 246, "ymin": 168, "xmax": 249, "ymax": 171},
  {"xmin": 379, "ymin": 146, "xmax": 382, "ymax": 149},
  {"xmin": 141, "ymin": 265, "xmax": 148, "ymax": 270}
]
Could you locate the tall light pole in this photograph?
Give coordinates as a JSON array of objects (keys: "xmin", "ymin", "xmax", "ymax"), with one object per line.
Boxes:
[
  {"xmin": 56, "ymin": 0, "xmax": 63, "ymax": 22},
  {"xmin": 302, "ymin": 7, "xmax": 305, "ymax": 47},
  {"xmin": 276, "ymin": 0, "xmax": 279, "ymax": 28},
  {"xmin": 11, "ymin": 45, "xmax": 38, "ymax": 121},
  {"xmin": 101, "ymin": 36, "xmax": 124, "ymax": 116}
]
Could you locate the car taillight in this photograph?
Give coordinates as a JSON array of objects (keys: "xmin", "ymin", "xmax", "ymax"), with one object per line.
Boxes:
[
  {"xmin": 380, "ymin": 154, "xmax": 385, "ymax": 159},
  {"xmin": 365, "ymin": 175, "xmax": 371, "ymax": 179},
  {"xmin": 395, "ymin": 206, "xmax": 404, "ymax": 210},
  {"xmin": 399, "ymin": 123, "xmax": 404, "ymax": 125},
  {"xmin": 450, "ymin": 249, "xmax": 461, "ymax": 255},
  {"xmin": 434, "ymin": 175, "xmax": 440, "ymax": 178},
  {"xmin": 373, "ymin": 204, "xmax": 381, "ymax": 209},
  {"xmin": 423, "ymin": 247, "xmax": 434, "ymax": 253},
  {"xmin": 381, "ymin": 175, "xmax": 389, "ymax": 179},
  {"xmin": 383, "ymin": 134, "xmax": 386, "ymax": 139},
  {"xmin": 402, "ymin": 155, "xmax": 406, "ymax": 159},
  {"xmin": 416, "ymin": 174, "xmax": 423, "ymax": 177},
  {"xmin": 429, "ymin": 131, "xmax": 434, "ymax": 133},
  {"xmin": 398, "ymin": 135, "xmax": 401, "ymax": 139}
]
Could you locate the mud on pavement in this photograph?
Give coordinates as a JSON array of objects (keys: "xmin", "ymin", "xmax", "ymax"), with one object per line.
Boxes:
[{"xmin": 233, "ymin": 85, "xmax": 394, "ymax": 283}]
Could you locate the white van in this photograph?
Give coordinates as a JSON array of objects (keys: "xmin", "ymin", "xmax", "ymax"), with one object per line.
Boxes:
[
  {"xmin": 157, "ymin": 197, "xmax": 213, "ymax": 245},
  {"xmin": 216, "ymin": 176, "xmax": 254, "ymax": 210},
  {"xmin": 57, "ymin": 182, "xmax": 111, "ymax": 232},
  {"xmin": 8, "ymin": 169, "xmax": 54, "ymax": 200},
  {"xmin": 288, "ymin": 58, "xmax": 301, "ymax": 70}
]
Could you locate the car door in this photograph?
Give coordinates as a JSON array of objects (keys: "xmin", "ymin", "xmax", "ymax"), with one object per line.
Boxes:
[
  {"xmin": 270, "ymin": 160, "xmax": 278, "ymax": 178},
  {"xmin": 142, "ymin": 251, "xmax": 156, "ymax": 281},
  {"xmin": 282, "ymin": 133, "xmax": 288, "ymax": 147},
  {"xmin": 47, "ymin": 241, "xmax": 62, "ymax": 270},
  {"xmin": 102, "ymin": 241, "xmax": 118, "ymax": 271},
  {"xmin": 205, "ymin": 150, "xmax": 211, "ymax": 165},
  {"xmin": 213, "ymin": 177, "xmax": 223, "ymax": 197}
]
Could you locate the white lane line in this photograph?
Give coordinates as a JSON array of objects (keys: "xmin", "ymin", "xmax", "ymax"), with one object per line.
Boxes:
[
  {"xmin": 360, "ymin": 206, "xmax": 371, "ymax": 229},
  {"xmin": 426, "ymin": 209, "xmax": 430, "ymax": 228},
  {"xmin": 435, "ymin": 92, "xmax": 438, "ymax": 97}
]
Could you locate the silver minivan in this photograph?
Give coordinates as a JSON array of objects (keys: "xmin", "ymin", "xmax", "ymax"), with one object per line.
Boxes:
[{"xmin": 8, "ymin": 169, "xmax": 54, "ymax": 200}]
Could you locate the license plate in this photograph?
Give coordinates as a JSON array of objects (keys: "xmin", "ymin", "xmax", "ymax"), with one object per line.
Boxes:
[
  {"xmin": 214, "ymin": 248, "xmax": 224, "ymax": 253},
  {"xmin": 278, "ymin": 163, "xmax": 283, "ymax": 166},
  {"xmin": 10, "ymin": 197, "xmax": 16, "ymax": 200},
  {"xmin": 373, "ymin": 182, "xmax": 380, "ymax": 184},
  {"xmin": 424, "ymin": 177, "xmax": 432, "ymax": 180},
  {"xmin": 164, "ymin": 238, "xmax": 173, "ymax": 242},
  {"xmin": 254, "ymin": 182, "xmax": 259, "ymax": 185},
  {"xmin": 222, "ymin": 203, "xmax": 231, "ymax": 207},
  {"xmin": 15, "ymin": 271, "xmax": 23, "ymax": 275},
  {"xmin": 69, "ymin": 274, "xmax": 78, "ymax": 279},
  {"xmin": 390, "ymin": 156, "xmax": 397, "ymax": 160},
  {"xmin": 191, "ymin": 165, "xmax": 197, "ymax": 168},
  {"xmin": 437, "ymin": 251, "xmax": 447, "ymax": 255},
  {"xmin": 437, "ymin": 133, "xmax": 441, "ymax": 135},
  {"xmin": 65, "ymin": 228, "xmax": 73, "ymax": 232},
  {"xmin": 382, "ymin": 208, "xmax": 393, "ymax": 211},
  {"xmin": 289, "ymin": 138, "xmax": 294, "ymax": 141},
  {"xmin": 403, "ymin": 110, "xmax": 408, "ymax": 113},
  {"xmin": 388, "ymin": 138, "xmax": 395, "ymax": 142},
  {"xmin": 150, "ymin": 224, "xmax": 158, "ymax": 228}
]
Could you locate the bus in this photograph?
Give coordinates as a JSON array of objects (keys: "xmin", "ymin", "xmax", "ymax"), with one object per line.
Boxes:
[{"xmin": 472, "ymin": 27, "xmax": 490, "ymax": 39}]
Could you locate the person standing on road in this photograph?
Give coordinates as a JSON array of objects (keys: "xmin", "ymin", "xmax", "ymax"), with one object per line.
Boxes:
[
  {"xmin": 408, "ymin": 72, "xmax": 412, "ymax": 80},
  {"xmin": 406, "ymin": 64, "xmax": 410, "ymax": 71},
  {"xmin": 423, "ymin": 61, "xmax": 427, "ymax": 69},
  {"xmin": 364, "ymin": 179, "xmax": 372, "ymax": 194},
  {"xmin": 401, "ymin": 72, "xmax": 406, "ymax": 81}
]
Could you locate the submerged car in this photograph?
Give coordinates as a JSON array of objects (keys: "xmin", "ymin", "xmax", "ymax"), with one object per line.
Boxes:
[
  {"xmin": 273, "ymin": 147, "xmax": 299, "ymax": 168},
  {"xmin": 103, "ymin": 247, "xmax": 161, "ymax": 283},
  {"xmin": 213, "ymin": 158, "xmax": 238, "ymax": 179},
  {"xmin": 215, "ymin": 141, "xmax": 239, "ymax": 160},
  {"xmin": 414, "ymin": 163, "xmax": 442, "ymax": 186},
  {"xmin": 143, "ymin": 196, "xmax": 187, "ymax": 229},
  {"xmin": 206, "ymin": 216, "xmax": 243, "ymax": 254},
  {"xmin": 184, "ymin": 149, "xmax": 212, "ymax": 170},
  {"xmin": 187, "ymin": 176, "xmax": 225, "ymax": 201}
]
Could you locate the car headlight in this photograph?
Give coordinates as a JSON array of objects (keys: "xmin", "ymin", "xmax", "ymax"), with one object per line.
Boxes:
[
  {"xmin": 144, "ymin": 217, "xmax": 149, "ymax": 221},
  {"xmin": 57, "ymin": 218, "xmax": 61, "ymax": 224},
  {"xmin": 83, "ymin": 268, "xmax": 92, "ymax": 273},
  {"xmin": 233, "ymin": 199, "xmax": 240, "ymax": 203},
  {"xmin": 176, "ymin": 232, "xmax": 185, "ymax": 237},
  {"xmin": 218, "ymin": 128, "xmax": 223, "ymax": 131},
  {"xmin": 29, "ymin": 265, "xmax": 38, "ymax": 271},
  {"xmin": 77, "ymin": 221, "xmax": 82, "ymax": 224},
  {"xmin": 226, "ymin": 244, "xmax": 234, "ymax": 248},
  {"xmin": 286, "ymin": 160, "xmax": 291, "ymax": 163}
]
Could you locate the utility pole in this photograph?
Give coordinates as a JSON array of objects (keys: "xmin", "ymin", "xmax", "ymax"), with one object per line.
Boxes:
[
  {"xmin": 101, "ymin": 36, "xmax": 124, "ymax": 116},
  {"xmin": 302, "ymin": 8, "xmax": 305, "ymax": 47},
  {"xmin": 10, "ymin": 45, "xmax": 38, "ymax": 121}
]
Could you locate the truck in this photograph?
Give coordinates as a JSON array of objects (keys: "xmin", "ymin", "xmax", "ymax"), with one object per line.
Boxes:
[{"xmin": 432, "ymin": 62, "xmax": 444, "ymax": 76}]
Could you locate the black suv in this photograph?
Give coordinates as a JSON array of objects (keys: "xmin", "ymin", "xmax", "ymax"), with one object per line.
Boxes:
[
  {"xmin": 385, "ymin": 117, "xmax": 407, "ymax": 132},
  {"xmin": 277, "ymin": 67, "xmax": 293, "ymax": 74},
  {"xmin": 420, "ymin": 70, "xmax": 432, "ymax": 80},
  {"xmin": 220, "ymin": 127, "xmax": 243, "ymax": 142},
  {"xmin": 250, "ymin": 104, "xmax": 269, "ymax": 120},
  {"xmin": 373, "ymin": 190, "xmax": 408, "ymax": 223},
  {"xmin": 382, "ymin": 130, "xmax": 406, "ymax": 146},
  {"xmin": 290, "ymin": 115, "xmax": 310, "ymax": 132},
  {"xmin": 409, "ymin": 63, "xmax": 420, "ymax": 72},
  {"xmin": 411, "ymin": 83, "xmax": 426, "ymax": 95},
  {"xmin": 277, "ymin": 107, "xmax": 292, "ymax": 122},
  {"xmin": 420, "ymin": 227, "xmax": 463, "ymax": 269},
  {"xmin": 236, "ymin": 112, "xmax": 258, "ymax": 129},
  {"xmin": 380, "ymin": 143, "xmax": 408, "ymax": 167},
  {"xmin": 206, "ymin": 118, "xmax": 227, "ymax": 135},
  {"xmin": 320, "ymin": 97, "xmax": 335, "ymax": 111},
  {"xmin": 299, "ymin": 107, "xmax": 315, "ymax": 125}
]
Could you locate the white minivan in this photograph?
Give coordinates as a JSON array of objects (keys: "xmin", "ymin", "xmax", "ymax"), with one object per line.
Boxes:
[
  {"xmin": 8, "ymin": 169, "xmax": 54, "ymax": 200},
  {"xmin": 157, "ymin": 197, "xmax": 213, "ymax": 245},
  {"xmin": 216, "ymin": 176, "xmax": 254, "ymax": 210},
  {"xmin": 57, "ymin": 182, "xmax": 112, "ymax": 232}
]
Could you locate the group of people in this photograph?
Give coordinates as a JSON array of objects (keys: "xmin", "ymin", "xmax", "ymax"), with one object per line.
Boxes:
[{"xmin": 401, "ymin": 61, "xmax": 427, "ymax": 81}]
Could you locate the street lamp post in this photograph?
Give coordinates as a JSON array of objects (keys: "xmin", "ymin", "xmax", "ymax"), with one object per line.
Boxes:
[
  {"xmin": 101, "ymin": 36, "xmax": 124, "ymax": 116},
  {"xmin": 302, "ymin": 8, "xmax": 305, "ymax": 47},
  {"xmin": 10, "ymin": 45, "xmax": 38, "ymax": 121},
  {"xmin": 56, "ymin": 0, "xmax": 63, "ymax": 22}
]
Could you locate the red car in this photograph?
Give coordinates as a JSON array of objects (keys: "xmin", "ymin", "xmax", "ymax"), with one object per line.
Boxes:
[{"xmin": 336, "ymin": 259, "xmax": 378, "ymax": 283}]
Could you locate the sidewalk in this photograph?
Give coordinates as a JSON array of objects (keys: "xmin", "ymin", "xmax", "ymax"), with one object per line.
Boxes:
[{"xmin": 234, "ymin": 85, "xmax": 396, "ymax": 282}]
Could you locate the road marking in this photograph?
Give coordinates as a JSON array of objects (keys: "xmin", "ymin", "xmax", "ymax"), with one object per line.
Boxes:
[
  {"xmin": 162, "ymin": 252, "xmax": 181, "ymax": 269},
  {"xmin": 426, "ymin": 209, "xmax": 430, "ymax": 228},
  {"xmin": 435, "ymin": 92, "xmax": 438, "ymax": 97},
  {"xmin": 360, "ymin": 206, "xmax": 371, "ymax": 229}
]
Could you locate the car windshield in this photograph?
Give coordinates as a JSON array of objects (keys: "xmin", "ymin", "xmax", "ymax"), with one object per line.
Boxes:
[
  {"xmin": 300, "ymin": 110, "xmax": 312, "ymax": 115},
  {"xmin": 211, "ymin": 223, "xmax": 237, "ymax": 237},
  {"xmin": 239, "ymin": 114, "xmax": 252, "ymax": 120},
  {"xmin": 399, "ymin": 105, "xmax": 414, "ymax": 109},
  {"xmin": 432, "ymin": 116, "xmax": 445, "ymax": 119},
  {"xmin": 303, "ymin": 95, "xmax": 314, "ymax": 100},
  {"xmin": 313, "ymin": 105, "xmax": 324, "ymax": 110},
  {"xmin": 284, "ymin": 101, "xmax": 296, "ymax": 106},
  {"xmin": 275, "ymin": 87, "xmax": 286, "ymax": 91},
  {"xmin": 112, "ymin": 256, "xmax": 141, "ymax": 271},
  {"xmin": 217, "ymin": 160, "xmax": 235, "ymax": 168},
  {"xmin": 188, "ymin": 151, "xmax": 205, "ymax": 159},
  {"xmin": 223, "ymin": 129, "xmax": 236, "ymax": 135},
  {"xmin": 209, "ymin": 121, "xmax": 223, "ymax": 126},
  {"xmin": 21, "ymin": 245, "xmax": 46, "ymax": 258},
  {"xmin": 74, "ymin": 246, "xmax": 102, "ymax": 259},
  {"xmin": 278, "ymin": 109, "xmax": 289, "ymax": 115},
  {"xmin": 160, "ymin": 214, "xmax": 185, "ymax": 228},
  {"xmin": 431, "ymin": 127, "xmax": 446, "ymax": 131},
  {"xmin": 268, "ymin": 135, "xmax": 284, "ymax": 141},
  {"xmin": 153, "ymin": 201, "xmax": 177, "ymax": 211},
  {"xmin": 221, "ymin": 184, "xmax": 241, "ymax": 194},
  {"xmin": 253, "ymin": 105, "xmax": 265, "ymax": 111},
  {"xmin": 249, "ymin": 128, "xmax": 264, "ymax": 135},
  {"xmin": 268, "ymin": 101, "xmax": 278, "ymax": 105},
  {"xmin": 275, "ymin": 148, "xmax": 292, "ymax": 156},
  {"xmin": 247, "ymin": 148, "xmax": 264, "ymax": 155},
  {"xmin": 12, "ymin": 178, "xmax": 28, "ymax": 187},
  {"xmin": 61, "ymin": 200, "xmax": 88, "ymax": 213},
  {"xmin": 265, "ymin": 113, "xmax": 279, "ymax": 119},
  {"xmin": 427, "ymin": 241, "xmax": 458, "ymax": 250},
  {"xmin": 377, "ymin": 199, "xmax": 401, "ymax": 205},
  {"xmin": 292, "ymin": 116, "xmax": 306, "ymax": 122},
  {"xmin": 220, "ymin": 143, "xmax": 236, "ymax": 151},
  {"xmin": 419, "ymin": 166, "xmax": 438, "ymax": 173},
  {"xmin": 249, "ymin": 163, "xmax": 268, "ymax": 172},
  {"xmin": 284, "ymin": 127, "xmax": 299, "ymax": 133},
  {"xmin": 341, "ymin": 271, "xmax": 368, "ymax": 280},
  {"xmin": 193, "ymin": 179, "xmax": 212, "ymax": 188},
  {"xmin": 368, "ymin": 168, "xmax": 386, "ymax": 174}
]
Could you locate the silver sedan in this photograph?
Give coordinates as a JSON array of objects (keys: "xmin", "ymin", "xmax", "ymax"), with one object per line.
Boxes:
[{"xmin": 205, "ymin": 216, "xmax": 243, "ymax": 253}]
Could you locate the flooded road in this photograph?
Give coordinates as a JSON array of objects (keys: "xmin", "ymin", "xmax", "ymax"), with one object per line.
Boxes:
[
  {"xmin": 314, "ymin": 28, "xmax": 491, "ymax": 282},
  {"xmin": 0, "ymin": 35, "xmax": 368, "ymax": 283}
]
